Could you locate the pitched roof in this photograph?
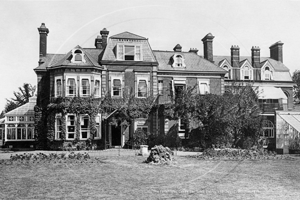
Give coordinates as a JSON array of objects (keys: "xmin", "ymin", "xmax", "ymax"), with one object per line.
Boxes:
[
  {"xmin": 49, "ymin": 46, "xmax": 102, "ymax": 68},
  {"xmin": 110, "ymin": 31, "xmax": 147, "ymax": 40},
  {"xmin": 5, "ymin": 97, "xmax": 36, "ymax": 116},
  {"xmin": 34, "ymin": 48, "xmax": 103, "ymax": 70},
  {"xmin": 34, "ymin": 54, "xmax": 65, "ymax": 71},
  {"xmin": 213, "ymin": 56, "xmax": 290, "ymax": 72},
  {"xmin": 154, "ymin": 51, "xmax": 226, "ymax": 73}
]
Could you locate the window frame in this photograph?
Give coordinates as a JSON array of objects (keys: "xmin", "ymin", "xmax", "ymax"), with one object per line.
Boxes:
[
  {"xmin": 55, "ymin": 114, "xmax": 63, "ymax": 140},
  {"xmin": 66, "ymin": 114, "xmax": 76, "ymax": 140},
  {"xmin": 66, "ymin": 77, "xmax": 77, "ymax": 97},
  {"xmin": 80, "ymin": 114, "xmax": 90, "ymax": 140},
  {"xmin": 80, "ymin": 77, "xmax": 91, "ymax": 97},
  {"xmin": 241, "ymin": 65, "xmax": 253, "ymax": 80},
  {"xmin": 55, "ymin": 76, "xmax": 63, "ymax": 97},
  {"xmin": 262, "ymin": 66, "xmax": 273, "ymax": 81},
  {"xmin": 262, "ymin": 120, "xmax": 274, "ymax": 138},
  {"xmin": 111, "ymin": 76, "xmax": 123, "ymax": 97},
  {"xmin": 94, "ymin": 114, "xmax": 101, "ymax": 140},
  {"xmin": 172, "ymin": 54, "xmax": 186, "ymax": 68},
  {"xmin": 116, "ymin": 44, "xmax": 143, "ymax": 61},
  {"xmin": 136, "ymin": 76, "xmax": 149, "ymax": 98},
  {"xmin": 158, "ymin": 80, "xmax": 163, "ymax": 95},
  {"xmin": 198, "ymin": 79, "xmax": 210, "ymax": 95},
  {"xmin": 94, "ymin": 78, "xmax": 101, "ymax": 98},
  {"xmin": 223, "ymin": 65, "xmax": 232, "ymax": 79}
]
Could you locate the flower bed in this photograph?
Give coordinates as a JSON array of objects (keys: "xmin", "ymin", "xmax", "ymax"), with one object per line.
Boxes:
[{"xmin": 190, "ymin": 148, "xmax": 294, "ymax": 160}]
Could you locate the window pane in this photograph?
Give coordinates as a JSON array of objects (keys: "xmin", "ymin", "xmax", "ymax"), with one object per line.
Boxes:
[
  {"xmin": 138, "ymin": 80, "xmax": 147, "ymax": 97},
  {"xmin": 27, "ymin": 128, "xmax": 32, "ymax": 139},
  {"xmin": 95, "ymin": 80, "xmax": 100, "ymax": 96},
  {"xmin": 17, "ymin": 129, "xmax": 22, "ymax": 139},
  {"xmin": 75, "ymin": 54, "xmax": 82, "ymax": 61},
  {"xmin": 82, "ymin": 79, "xmax": 90, "ymax": 95},
  {"xmin": 125, "ymin": 45, "xmax": 134, "ymax": 60},
  {"xmin": 158, "ymin": 80, "xmax": 163, "ymax": 95},
  {"xmin": 113, "ymin": 79, "xmax": 121, "ymax": 96},
  {"xmin": 56, "ymin": 79, "xmax": 62, "ymax": 96},
  {"xmin": 199, "ymin": 83, "xmax": 208, "ymax": 94},
  {"xmin": 67, "ymin": 78, "xmax": 76, "ymax": 95}
]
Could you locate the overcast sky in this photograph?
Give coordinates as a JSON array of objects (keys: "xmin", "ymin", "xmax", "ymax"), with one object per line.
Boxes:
[{"xmin": 0, "ymin": 0, "xmax": 300, "ymax": 112}]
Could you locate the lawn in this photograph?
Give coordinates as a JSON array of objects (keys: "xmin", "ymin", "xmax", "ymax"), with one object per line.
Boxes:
[{"xmin": 0, "ymin": 151, "xmax": 300, "ymax": 199}]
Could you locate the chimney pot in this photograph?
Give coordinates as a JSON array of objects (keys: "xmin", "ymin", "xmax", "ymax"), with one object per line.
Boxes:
[
  {"xmin": 37, "ymin": 23, "xmax": 49, "ymax": 57},
  {"xmin": 173, "ymin": 44, "xmax": 182, "ymax": 52},
  {"xmin": 100, "ymin": 28, "xmax": 109, "ymax": 49},
  {"xmin": 189, "ymin": 48, "xmax": 198, "ymax": 54}
]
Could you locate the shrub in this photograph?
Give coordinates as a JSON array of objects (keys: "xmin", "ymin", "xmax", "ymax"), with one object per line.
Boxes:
[
  {"xmin": 289, "ymin": 136, "xmax": 300, "ymax": 150},
  {"xmin": 132, "ymin": 129, "xmax": 148, "ymax": 148}
]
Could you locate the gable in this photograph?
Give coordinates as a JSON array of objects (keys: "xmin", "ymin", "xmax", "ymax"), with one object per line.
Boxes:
[
  {"xmin": 219, "ymin": 58, "xmax": 232, "ymax": 69},
  {"xmin": 110, "ymin": 31, "xmax": 147, "ymax": 40}
]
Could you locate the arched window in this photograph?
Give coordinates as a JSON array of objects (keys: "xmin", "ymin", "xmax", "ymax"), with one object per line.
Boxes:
[
  {"xmin": 74, "ymin": 50, "xmax": 83, "ymax": 61},
  {"xmin": 262, "ymin": 120, "xmax": 274, "ymax": 138},
  {"xmin": 172, "ymin": 54, "xmax": 186, "ymax": 68}
]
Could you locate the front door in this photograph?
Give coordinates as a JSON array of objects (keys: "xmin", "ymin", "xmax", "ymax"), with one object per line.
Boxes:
[{"xmin": 111, "ymin": 125, "xmax": 121, "ymax": 146}]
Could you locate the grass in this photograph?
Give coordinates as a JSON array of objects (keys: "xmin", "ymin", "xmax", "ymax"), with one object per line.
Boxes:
[{"xmin": 0, "ymin": 151, "xmax": 300, "ymax": 199}]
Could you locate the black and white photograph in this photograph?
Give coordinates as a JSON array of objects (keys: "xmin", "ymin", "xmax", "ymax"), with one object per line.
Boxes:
[{"xmin": 0, "ymin": 0, "xmax": 300, "ymax": 199}]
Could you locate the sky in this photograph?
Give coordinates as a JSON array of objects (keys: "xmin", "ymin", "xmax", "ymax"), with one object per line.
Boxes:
[{"xmin": 0, "ymin": 0, "xmax": 300, "ymax": 112}]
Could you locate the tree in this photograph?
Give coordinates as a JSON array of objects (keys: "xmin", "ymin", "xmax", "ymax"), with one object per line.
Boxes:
[
  {"xmin": 292, "ymin": 70, "xmax": 300, "ymax": 102},
  {"xmin": 4, "ymin": 83, "xmax": 36, "ymax": 113},
  {"xmin": 165, "ymin": 83, "xmax": 262, "ymax": 148}
]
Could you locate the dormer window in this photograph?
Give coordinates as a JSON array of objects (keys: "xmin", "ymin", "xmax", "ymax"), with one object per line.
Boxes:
[
  {"xmin": 172, "ymin": 54, "xmax": 186, "ymax": 68},
  {"xmin": 71, "ymin": 49, "xmax": 86, "ymax": 63},
  {"xmin": 74, "ymin": 50, "xmax": 83, "ymax": 61},
  {"xmin": 241, "ymin": 65, "xmax": 253, "ymax": 80},
  {"xmin": 263, "ymin": 66, "xmax": 273, "ymax": 80},
  {"xmin": 117, "ymin": 44, "xmax": 142, "ymax": 61},
  {"xmin": 223, "ymin": 65, "xmax": 231, "ymax": 79}
]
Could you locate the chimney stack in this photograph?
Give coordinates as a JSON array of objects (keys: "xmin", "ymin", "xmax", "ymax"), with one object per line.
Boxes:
[
  {"xmin": 202, "ymin": 33, "xmax": 214, "ymax": 63},
  {"xmin": 230, "ymin": 45, "xmax": 240, "ymax": 68},
  {"xmin": 251, "ymin": 46, "xmax": 260, "ymax": 68},
  {"xmin": 269, "ymin": 41, "xmax": 284, "ymax": 63},
  {"xmin": 100, "ymin": 28, "xmax": 109, "ymax": 49},
  {"xmin": 94, "ymin": 35, "xmax": 103, "ymax": 49},
  {"xmin": 189, "ymin": 48, "xmax": 198, "ymax": 54},
  {"xmin": 173, "ymin": 44, "xmax": 182, "ymax": 52},
  {"xmin": 37, "ymin": 23, "xmax": 49, "ymax": 57}
]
